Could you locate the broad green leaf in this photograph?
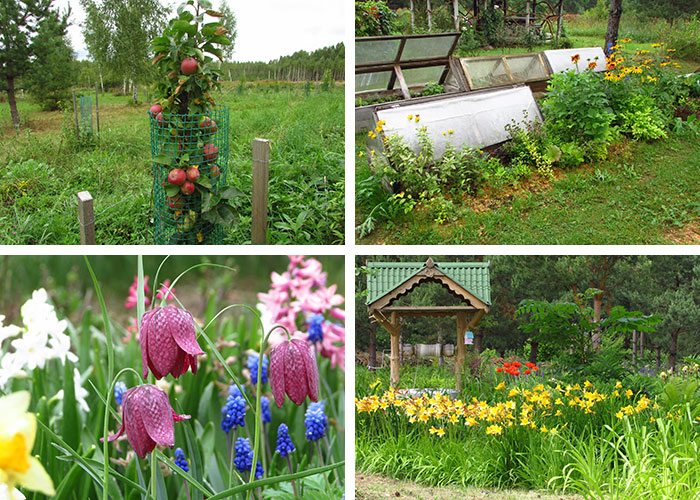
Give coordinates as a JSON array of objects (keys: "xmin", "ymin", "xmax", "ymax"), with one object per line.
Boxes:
[
  {"xmin": 153, "ymin": 154, "xmax": 173, "ymax": 166},
  {"xmin": 165, "ymin": 184, "xmax": 180, "ymax": 197},
  {"xmin": 196, "ymin": 174, "xmax": 212, "ymax": 189}
]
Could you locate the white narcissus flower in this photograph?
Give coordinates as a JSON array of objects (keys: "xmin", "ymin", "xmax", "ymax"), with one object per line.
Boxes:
[
  {"xmin": 0, "ymin": 316, "xmax": 21, "ymax": 345},
  {"xmin": 9, "ymin": 332, "xmax": 52, "ymax": 371},
  {"xmin": 0, "ymin": 355, "xmax": 27, "ymax": 390},
  {"xmin": 0, "ymin": 392, "xmax": 55, "ymax": 498},
  {"xmin": 47, "ymin": 331, "xmax": 78, "ymax": 365},
  {"xmin": 0, "ymin": 484, "xmax": 26, "ymax": 500},
  {"xmin": 55, "ymin": 368, "xmax": 90, "ymax": 413}
]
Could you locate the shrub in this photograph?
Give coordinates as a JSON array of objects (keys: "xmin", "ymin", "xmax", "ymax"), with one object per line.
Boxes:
[
  {"xmin": 618, "ymin": 94, "xmax": 668, "ymax": 140},
  {"xmin": 355, "ymin": 0, "xmax": 398, "ymax": 36}
]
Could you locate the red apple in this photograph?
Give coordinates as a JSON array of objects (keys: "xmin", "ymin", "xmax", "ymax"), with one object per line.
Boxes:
[
  {"xmin": 181, "ymin": 181, "xmax": 195, "ymax": 195},
  {"xmin": 167, "ymin": 168, "xmax": 186, "ymax": 186},
  {"xmin": 199, "ymin": 117, "xmax": 218, "ymax": 134},
  {"xmin": 168, "ymin": 71, "xmax": 177, "ymax": 79},
  {"xmin": 186, "ymin": 167, "xmax": 200, "ymax": 182},
  {"xmin": 167, "ymin": 194, "xmax": 184, "ymax": 210},
  {"xmin": 210, "ymin": 164, "xmax": 220, "ymax": 181},
  {"xmin": 156, "ymin": 112, "xmax": 167, "ymax": 127},
  {"xmin": 181, "ymin": 57, "xmax": 198, "ymax": 75},
  {"xmin": 150, "ymin": 104, "xmax": 162, "ymax": 114},
  {"xmin": 203, "ymin": 143, "xmax": 218, "ymax": 162}
]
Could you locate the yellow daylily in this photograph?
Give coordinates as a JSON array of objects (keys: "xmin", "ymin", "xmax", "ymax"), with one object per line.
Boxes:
[{"xmin": 0, "ymin": 392, "xmax": 54, "ymax": 499}]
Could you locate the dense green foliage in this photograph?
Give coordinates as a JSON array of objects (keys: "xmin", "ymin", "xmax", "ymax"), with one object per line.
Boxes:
[{"xmin": 355, "ymin": 0, "xmax": 398, "ymax": 36}]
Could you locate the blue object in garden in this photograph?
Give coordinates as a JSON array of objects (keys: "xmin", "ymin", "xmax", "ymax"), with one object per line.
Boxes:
[
  {"xmin": 275, "ymin": 423, "xmax": 296, "ymax": 457},
  {"xmin": 464, "ymin": 331, "xmax": 474, "ymax": 345},
  {"xmin": 307, "ymin": 313, "xmax": 325, "ymax": 343},
  {"xmin": 304, "ymin": 401, "xmax": 327, "ymax": 441},
  {"xmin": 228, "ymin": 384, "xmax": 243, "ymax": 399},
  {"xmin": 261, "ymin": 395, "xmax": 271, "ymax": 424},
  {"xmin": 247, "ymin": 353, "xmax": 269, "ymax": 385},
  {"xmin": 114, "ymin": 382, "xmax": 127, "ymax": 405},
  {"xmin": 233, "ymin": 437, "xmax": 263, "ymax": 478},
  {"xmin": 174, "ymin": 447, "xmax": 189, "ymax": 472},
  {"xmin": 221, "ymin": 392, "xmax": 246, "ymax": 433}
]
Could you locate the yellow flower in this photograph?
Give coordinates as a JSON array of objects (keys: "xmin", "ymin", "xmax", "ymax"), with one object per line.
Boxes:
[
  {"xmin": 508, "ymin": 388, "xmax": 519, "ymax": 398},
  {"xmin": 0, "ymin": 392, "xmax": 55, "ymax": 498},
  {"xmin": 652, "ymin": 43, "xmax": 663, "ymax": 48},
  {"xmin": 495, "ymin": 382, "xmax": 506, "ymax": 391},
  {"xmin": 555, "ymin": 410, "xmax": 563, "ymax": 417},
  {"xmin": 615, "ymin": 381, "xmax": 622, "ymax": 389},
  {"xmin": 358, "ymin": 151, "xmax": 364, "ymax": 157},
  {"xmin": 584, "ymin": 380, "xmax": 592, "ymax": 388},
  {"xmin": 448, "ymin": 414, "xmax": 459, "ymax": 424},
  {"xmin": 616, "ymin": 411, "xmax": 624, "ymax": 419},
  {"xmin": 465, "ymin": 417, "xmax": 478, "ymax": 427},
  {"xmin": 667, "ymin": 49, "xmax": 676, "ymax": 52},
  {"xmin": 448, "ymin": 130, "xmax": 454, "ymax": 135},
  {"xmin": 370, "ymin": 150, "xmax": 375, "ymax": 157},
  {"xmin": 540, "ymin": 425, "xmax": 548, "ymax": 433},
  {"xmin": 415, "ymin": 115, "xmax": 420, "ymax": 123},
  {"xmin": 625, "ymin": 389, "xmax": 633, "ymax": 398},
  {"xmin": 407, "ymin": 114, "xmax": 413, "ymax": 120},
  {"xmin": 486, "ymin": 424, "xmax": 502, "ymax": 435}
]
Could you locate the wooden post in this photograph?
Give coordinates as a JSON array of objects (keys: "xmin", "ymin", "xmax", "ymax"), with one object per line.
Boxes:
[
  {"xmin": 437, "ymin": 325, "xmax": 444, "ymax": 367},
  {"xmin": 453, "ymin": 0, "xmax": 459, "ymax": 30},
  {"xmin": 427, "ymin": 0, "xmax": 433, "ymax": 32},
  {"xmin": 95, "ymin": 83, "xmax": 100, "ymax": 134},
  {"xmin": 251, "ymin": 138, "xmax": 270, "ymax": 244},
  {"xmin": 390, "ymin": 312, "xmax": 401, "ymax": 387},
  {"xmin": 77, "ymin": 191, "xmax": 96, "ymax": 245},
  {"xmin": 632, "ymin": 330, "xmax": 637, "ymax": 364},
  {"xmin": 640, "ymin": 331, "xmax": 645, "ymax": 359},
  {"xmin": 555, "ymin": 0, "xmax": 564, "ymax": 48},
  {"xmin": 526, "ymin": 0, "xmax": 531, "ymax": 29},
  {"xmin": 456, "ymin": 311, "xmax": 467, "ymax": 392},
  {"xmin": 72, "ymin": 90, "xmax": 79, "ymax": 139},
  {"xmin": 410, "ymin": 0, "xmax": 415, "ymax": 31},
  {"xmin": 394, "ymin": 65, "xmax": 411, "ymax": 100}
]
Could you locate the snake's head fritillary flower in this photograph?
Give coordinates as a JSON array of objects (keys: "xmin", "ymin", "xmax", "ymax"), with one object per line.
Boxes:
[
  {"xmin": 0, "ymin": 391, "xmax": 55, "ymax": 497},
  {"xmin": 106, "ymin": 385, "xmax": 190, "ymax": 459},
  {"xmin": 269, "ymin": 339, "xmax": 319, "ymax": 408},
  {"xmin": 140, "ymin": 305, "xmax": 204, "ymax": 380},
  {"xmin": 274, "ymin": 423, "xmax": 295, "ymax": 457}
]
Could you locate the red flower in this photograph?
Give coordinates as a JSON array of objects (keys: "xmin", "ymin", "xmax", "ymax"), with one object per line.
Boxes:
[
  {"xmin": 514, "ymin": 371, "xmax": 521, "ymax": 376},
  {"xmin": 524, "ymin": 369, "xmax": 531, "ymax": 375},
  {"xmin": 503, "ymin": 362, "xmax": 512, "ymax": 368},
  {"xmin": 572, "ymin": 54, "xmax": 581, "ymax": 64},
  {"xmin": 106, "ymin": 385, "xmax": 190, "ymax": 458},
  {"xmin": 140, "ymin": 305, "xmax": 205, "ymax": 380},
  {"xmin": 513, "ymin": 362, "xmax": 522, "ymax": 368},
  {"xmin": 533, "ymin": 366, "xmax": 539, "ymax": 371},
  {"xmin": 525, "ymin": 362, "xmax": 534, "ymax": 369},
  {"xmin": 269, "ymin": 339, "xmax": 319, "ymax": 408},
  {"xmin": 496, "ymin": 367, "xmax": 503, "ymax": 373}
]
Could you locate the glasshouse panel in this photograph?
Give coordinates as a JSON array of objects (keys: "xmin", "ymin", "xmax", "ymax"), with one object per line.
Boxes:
[
  {"xmin": 400, "ymin": 34, "xmax": 459, "ymax": 61},
  {"xmin": 544, "ymin": 47, "xmax": 607, "ymax": 74},
  {"xmin": 506, "ymin": 55, "xmax": 548, "ymax": 82},
  {"xmin": 375, "ymin": 86, "xmax": 542, "ymax": 158},
  {"xmin": 356, "ymin": 39, "xmax": 402, "ymax": 65},
  {"xmin": 461, "ymin": 58, "xmax": 513, "ymax": 89},
  {"xmin": 356, "ymin": 71, "xmax": 394, "ymax": 93},
  {"xmin": 402, "ymin": 67, "xmax": 446, "ymax": 87}
]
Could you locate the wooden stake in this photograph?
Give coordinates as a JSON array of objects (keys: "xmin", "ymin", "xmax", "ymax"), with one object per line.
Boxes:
[
  {"xmin": 390, "ymin": 312, "xmax": 401, "ymax": 387},
  {"xmin": 456, "ymin": 311, "xmax": 467, "ymax": 391},
  {"xmin": 251, "ymin": 138, "xmax": 270, "ymax": 244},
  {"xmin": 77, "ymin": 191, "xmax": 96, "ymax": 245},
  {"xmin": 95, "ymin": 83, "xmax": 100, "ymax": 134},
  {"xmin": 72, "ymin": 90, "xmax": 79, "ymax": 139}
]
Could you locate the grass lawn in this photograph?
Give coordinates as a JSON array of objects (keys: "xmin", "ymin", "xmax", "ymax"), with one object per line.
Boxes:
[
  {"xmin": 0, "ymin": 82, "xmax": 344, "ymax": 245},
  {"xmin": 356, "ymin": 472, "xmax": 583, "ymax": 500},
  {"xmin": 355, "ymin": 33, "xmax": 700, "ymax": 245}
]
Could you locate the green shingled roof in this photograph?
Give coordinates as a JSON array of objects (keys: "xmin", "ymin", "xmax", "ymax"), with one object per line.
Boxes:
[{"xmin": 366, "ymin": 261, "xmax": 491, "ymax": 306}]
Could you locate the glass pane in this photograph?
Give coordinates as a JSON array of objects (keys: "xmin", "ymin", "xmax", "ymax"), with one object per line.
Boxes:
[
  {"xmin": 356, "ymin": 39, "xmax": 402, "ymax": 65},
  {"xmin": 355, "ymin": 71, "xmax": 393, "ymax": 92},
  {"xmin": 401, "ymin": 35, "xmax": 458, "ymax": 61},
  {"xmin": 402, "ymin": 67, "xmax": 445, "ymax": 87},
  {"xmin": 505, "ymin": 55, "xmax": 548, "ymax": 82},
  {"xmin": 544, "ymin": 47, "xmax": 606, "ymax": 74},
  {"xmin": 462, "ymin": 58, "xmax": 513, "ymax": 89}
]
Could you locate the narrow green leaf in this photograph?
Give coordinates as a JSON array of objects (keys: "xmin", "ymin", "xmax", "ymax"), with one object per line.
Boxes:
[{"xmin": 62, "ymin": 361, "xmax": 80, "ymax": 451}]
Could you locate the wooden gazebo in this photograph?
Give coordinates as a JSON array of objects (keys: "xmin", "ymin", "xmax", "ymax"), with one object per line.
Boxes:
[{"xmin": 366, "ymin": 258, "xmax": 491, "ymax": 390}]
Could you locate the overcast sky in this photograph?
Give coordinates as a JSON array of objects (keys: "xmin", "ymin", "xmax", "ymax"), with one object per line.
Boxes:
[{"xmin": 53, "ymin": 0, "xmax": 345, "ymax": 62}]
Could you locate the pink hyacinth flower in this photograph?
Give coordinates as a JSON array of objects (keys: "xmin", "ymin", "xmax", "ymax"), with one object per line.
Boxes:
[
  {"xmin": 140, "ymin": 305, "xmax": 205, "ymax": 380},
  {"xmin": 106, "ymin": 384, "xmax": 190, "ymax": 458},
  {"xmin": 269, "ymin": 338, "xmax": 319, "ymax": 408}
]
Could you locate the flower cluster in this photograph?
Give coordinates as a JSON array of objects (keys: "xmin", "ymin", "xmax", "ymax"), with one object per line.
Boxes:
[
  {"xmin": 304, "ymin": 401, "xmax": 328, "ymax": 441},
  {"xmin": 233, "ymin": 438, "xmax": 264, "ymax": 479},
  {"xmin": 0, "ymin": 289, "xmax": 78, "ymax": 389},
  {"xmin": 660, "ymin": 362, "xmax": 699, "ymax": 380},
  {"xmin": 495, "ymin": 360, "xmax": 539, "ymax": 376},
  {"xmin": 257, "ymin": 256, "xmax": 345, "ymax": 371},
  {"xmin": 221, "ymin": 385, "xmax": 247, "ymax": 433},
  {"xmin": 174, "ymin": 447, "xmax": 189, "ymax": 473},
  {"xmin": 247, "ymin": 353, "xmax": 269, "ymax": 385},
  {"xmin": 604, "ymin": 39, "xmax": 680, "ymax": 83},
  {"xmin": 357, "ymin": 380, "xmax": 662, "ymax": 437},
  {"xmin": 275, "ymin": 423, "xmax": 296, "ymax": 457}
]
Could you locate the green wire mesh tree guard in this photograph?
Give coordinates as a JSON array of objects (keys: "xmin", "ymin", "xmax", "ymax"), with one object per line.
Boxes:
[
  {"xmin": 79, "ymin": 95, "xmax": 93, "ymax": 136},
  {"xmin": 149, "ymin": 106, "xmax": 229, "ymax": 245}
]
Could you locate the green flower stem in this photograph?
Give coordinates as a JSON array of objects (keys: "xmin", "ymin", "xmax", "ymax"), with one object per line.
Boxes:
[
  {"xmin": 286, "ymin": 457, "xmax": 298, "ymax": 498},
  {"xmin": 315, "ymin": 440, "xmax": 333, "ymax": 495},
  {"xmin": 151, "ymin": 451, "xmax": 157, "ymax": 500}
]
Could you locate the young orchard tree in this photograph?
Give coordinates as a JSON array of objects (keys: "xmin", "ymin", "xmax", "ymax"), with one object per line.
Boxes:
[{"xmin": 0, "ymin": 0, "xmax": 58, "ymax": 127}]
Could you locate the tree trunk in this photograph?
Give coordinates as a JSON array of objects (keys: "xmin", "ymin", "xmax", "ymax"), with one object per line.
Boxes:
[
  {"xmin": 591, "ymin": 293, "xmax": 602, "ymax": 351},
  {"xmin": 122, "ymin": 77, "xmax": 127, "ymax": 95},
  {"xmin": 656, "ymin": 344, "xmax": 661, "ymax": 371},
  {"xmin": 410, "ymin": 0, "xmax": 415, "ymax": 31},
  {"xmin": 670, "ymin": 328, "xmax": 680, "ymax": 373},
  {"xmin": 555, "ymin": 0, "xmax": 564, "ymax": 48},
  {"xmin": 529, "ymin": 340, "xmax": 539, "ymax": 364},
  {"xmin": 368, "ymin": 329, "xmax": 377, "ymax": 368},
  {"xmin": 6, "ymin": 76, "xmax": 20, "ymax": 128},
  {"xmin": 427, "ymin": 0, "xmax": 433, "ymax": 32},
  {"xmin": 604, "ymin": 0, "xmax": 623, "ymax": 56},
  {"xmin": 474, "ymin": 330, "xmax": 483, "ymax": 354},
  {"xmin": 453, "ymin": 0, "xmax": 459, "ymax": 30},
  {"xmin": 99, "ymin": 72, "xmax": 104, "ymax": 94},
  {"xmin": 132, "ymin": 82, "xmax": 137, "ymax": 104},
  {"xmin": 632, "ymin": 330, "xmax": 637, "ymax": 364},
  {"xmin": 639, "ymin": 331, "xmax": 644, "ymax": 359}
]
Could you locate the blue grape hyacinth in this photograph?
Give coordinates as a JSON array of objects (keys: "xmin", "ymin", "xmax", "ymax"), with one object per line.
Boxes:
[
  {"xmin": 247, "ymin": 353, "xmax": 269, "ymax": 385},
  {"xmin": 114, "ymin": 382, "xmax": 127, "ymax": 406},
  {"xmin": 221, "ymin": 389, "xmax": 246, "ymax": 433},
  {"xmin": 228, "ymin": 384, "xmax": 243, "ymax": 399},
  {"xmin": 306, "ymin": 313, "xmax": 325, "ymax": 343},
  {"xmin": 174, "ymin": 447, "xmax": 189, "ymax": 473},
  {"xmin": 304, "ymin": 401, "xmax": 327, "ymax": 441},
  {"xmin": 261, "ymin": 395, "xmax": 271, "ymax": 424},
  {"xmin": 275, "ymin": 423, "xmax": 296, "ymax": 457},
  {"xmin": 233, "ymin": 437, "xmax": 264, "ymax": 479}
]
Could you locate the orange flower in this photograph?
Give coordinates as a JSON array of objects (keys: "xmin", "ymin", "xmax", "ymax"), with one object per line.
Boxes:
[
  {"xmin": 496, "ymin": 367, "xmax": 504, "ymax": 373},
  {"xmin": 588, "ymin": 61, "xmax": 597, "ymax": 70},
  {"xmin": 571, "ymin": 54, "xmax": 581, "ymax": 64},
  {"xmin": 504, "ymin": 362, "xmax": 512, "ymax": 368},
  {"xmin": 524, "ymin": 369, "xmax": 532, "ymax": 375},
  {"xmin": 513, "ymin": 361, "xmax": 522, "ymax": 368}
]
